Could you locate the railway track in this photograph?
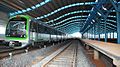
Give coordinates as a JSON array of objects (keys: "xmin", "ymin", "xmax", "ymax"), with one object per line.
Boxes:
[
  {"xmin": 0, "ymin": 46, "xmax": 43, "ymax": 59},
  {"xmin": 0, "ymin": 40, "xmax": 94, "ymax": 67},
  {"xmin": 0, "ymin": 41, "xmax": 70, "ymax": 67},
  {"xmin": 0, "ymin": 48, "xmax": 26, "ymax": 59},
  {"xmin": 32, "ymin": 40, "xmax": 94, "ymax": 67},
  {"xmin": 44, "ymin": 41, "xmax": 77, "ymax": 67}
]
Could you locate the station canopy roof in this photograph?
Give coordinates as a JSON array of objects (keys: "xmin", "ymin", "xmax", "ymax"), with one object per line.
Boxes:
[{"xmin": 0, "ymin": 0, "xmax": 119, "ymax": 34}]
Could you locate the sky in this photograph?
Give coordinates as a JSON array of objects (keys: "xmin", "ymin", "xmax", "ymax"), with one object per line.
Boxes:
[{"xmin": 70, "ymin": 32, "xmax": 82, "ymax": 38}]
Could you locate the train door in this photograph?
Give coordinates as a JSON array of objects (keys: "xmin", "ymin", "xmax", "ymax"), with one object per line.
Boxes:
[{"xmin": 30, "ymin": 21, "xmax": 38, "ymax": 41}]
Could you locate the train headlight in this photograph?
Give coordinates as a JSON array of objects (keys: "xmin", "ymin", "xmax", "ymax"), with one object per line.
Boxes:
[
  {"xmin": 9, "ymin": 41, "xmax": 15, "ymax": 47},
  {"xmin": 24, "ymin": 35, "xmax": 26, "ymax": 37}
]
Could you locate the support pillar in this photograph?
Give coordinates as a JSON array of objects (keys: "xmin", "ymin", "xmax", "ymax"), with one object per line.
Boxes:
[
  {"xmin": 94, "ymin": 50, "xmax": 99, "ymax": 60},
  {"xmin": 86, "ymin": 45, "xmax": 90, "ymax": 50},
  {"xmin": 110, "ymin": 32, "xmax": 111, "ymax": 39},
  {"xmin": 93, "ymin": 27, "xmax": 94, "ymax": 39},
  {"xmin": 113, "ymin": 59, "xmax": 120, "ymax": 67},
  {"xmin": 98, "ymin": 34, "xmax": 100, "ymax": 41},
  {"xmin": 82, "ymin": 34, "xmax": 83, "ymax": 39},
  {"xmin": 94, "ymin": 25, "xmax": 95, "ymax": 40},
  {"xmin": 105, "ymin": 33, "xmax": 108, "ymax": 42},
  {"xmin": 105, "ymin": 21, "xmax": 107, "ymax": 42},
  {"xmin": 113, "ymin": 31, "xmax": 114, "ymax": 39},
  {"xmin": 87, "ymin": 31, "xmax": 88, "ymax": 39},
  {"xmin": 90, "ymin": 29, "xmax": 92, "ymax": 39},
  {"xmin": 88, "ymin": 31, "xmax": 89, "ymax": 39},
  {"xmin": 117, "ymin": 6, "xmax": 120, "ymax": 44},
  {"xmin": 98, "ymin": 22, "xmax": 100, "ymax": 41}
]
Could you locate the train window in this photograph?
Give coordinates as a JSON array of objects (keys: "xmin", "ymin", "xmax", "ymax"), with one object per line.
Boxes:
[
  {"xmin": 49, "ymin": 28, "xmax": 52, "ymax": 34},
  {"xmin": 46, "ymin": 28, "xmax": 50, "ymax": 34},
  {"xmin": 30, "ymin": 22, "xmax": 34, "ymax": 32},
  {"xmin": 44, "ymin": 26, "xmax": 47, "ymax": 34},
  {"xmin": 6, "ymin": 21, "xmax": 26, "ymax": 38},
  {"xmin": 38, "ymin": 25, "xmax": 45, "ymax": 33}
]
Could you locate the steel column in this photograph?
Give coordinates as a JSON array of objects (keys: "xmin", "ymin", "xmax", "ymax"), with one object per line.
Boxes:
[
  {"xmin": 110, "ymin": 32, "xmax": 111, "ymax": 39},
  {"xmin": 98, "ymin": 33, "xmax": 100, "ymax": 41},
  {"xmin": 117, "ymin": 10, "xmax": 120, "ymax": 44},
  {"xmin": 98, "ymin": 23, "xmax": 100, "ymax": 41},
  {"xmin": 105, "ymin": 21, "xmax": 107, "ymax": 42},
  {"xmin": 88, "ymin": 30, "xmax": 89, "ymax": 39},
  {"xmin": 92, "ymin": 27, "xmax": 94, "ymax": 39},
  {"xmin": 87, "ymin": 31, "xmax": 88, "ymax": 39},
  {"xmin": 81, "ymin": 34, "xmax": 83, "ymax": 39},
  {"xmin": 113, "ymin": 31, "xmax": 114, "ymax": 39},
  {"xmin": 94, "ymin": 25, "xmax": 95, "ymax": 40}
]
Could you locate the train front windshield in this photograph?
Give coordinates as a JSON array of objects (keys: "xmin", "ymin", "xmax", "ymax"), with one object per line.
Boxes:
[{"xmin": 6, "ymin": 21, "xmax": 26, "ymax": 38}]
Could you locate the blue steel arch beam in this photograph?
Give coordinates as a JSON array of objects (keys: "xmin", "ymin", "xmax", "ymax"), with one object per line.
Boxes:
[
  {"xmin": 53, "ymin": 17, "xmax": 116, "ymax": 28},
  {"xmin": 55, "ymin": 19, "xmax": 85, "ymax": 28},
  {"xmin": 68, "ymin": 27, "xmax": 80, "ymax": 34},
  {"xmin": 58, "ymin": 23, "xmax": 80, "ymax": 29},
  {"xmin": 109, "ymin": 0, "xmax": 120, "ymax": 12},
  {"xmin": 100, "ymin": 23, "xmax": 116, "ymax": 30},
  {"xmin": 97, "ymin": 17, "xmax": 117, "ymax": 28},
  {"xmin": 99, "ymin": 26, "xmax": 116, "ymax": 34},
  {"xmin": 101, "ymin": 19, "xmax": 116, "ymax": 23},
  {"xmin": 45, "ymin": 10, "xmax": 90, "ymax": 24},
  {"xmin": 66, "ymin": 28, "xmax": 80, "ymax": 34},
  {"xmin": 49, "ymin": 15, "xmax": 116, "ymax": 28},
  {"xmin": 50, "ymin": 16, "xmax": 87, "ymax": 27},
  {"xmin": 82, "ymin": 21, "xmax": 117, "ymax": 34},
  {"xmin": 100, "ymin": 22, "xmax": 116, "ymax": 30},
  {"xmin": 60, "ymin": 25, "xmax": 80, "ymax": 34},
  {"xmin": 93, "ymin": 3, "xmax": 115, "ymax": 19},
  {"xmin": 35, "ymin": 2, "xmax": 97, "ymax": 20},
  {"xmin": 88, "ymin": 19, "xmax": 117, "ymax": 33},
  {"xmin": 57, "ymin": 23, "xmax": 81, "ymax": 34},
  {"xmin": 9, "ymin": 0, "xmax": 51, "ymax": 16},
  {"xmin": 60, "ymin": 23, "xmax": 80, "ymax": 30},
  {"xmin": 80, "ymin": 0, "xmax": 111, "ymax": 33},
  {"xmin": 45, "ymin": 10, "xmax": 116, "ymax": 24},
  {"xmin": 80, "ymin": 9, "xmax": 101, "ymax": 32},
  {"xmin": 82, "ymin": 23, "xmax": 116, "ymax": 34},
  {"xmin": 81, "ymin": 14, "xmax": 115, "ymax": 34},
  {"xmin": 51, "ymin": 18, "xmax": 116, "ymax": 34},
  {"xmin": 101, "ymin": 22, "xmax": 116, "ymax": 28},
  {"xmin": 57, "ymin": 22, "xmax": 82, "ymax": 30},
  {"xmin": 50, "ymin": 15, "xmax": 116, "ymax": 27},
  {"xmin": 44, "ymin": 10, "xmax": 115, "ymax": 24}
]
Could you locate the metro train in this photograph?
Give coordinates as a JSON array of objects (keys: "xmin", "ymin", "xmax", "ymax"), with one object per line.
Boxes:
[{"xmin": 5, "ymin": 15, "xmax": 71, "ymax": 49}]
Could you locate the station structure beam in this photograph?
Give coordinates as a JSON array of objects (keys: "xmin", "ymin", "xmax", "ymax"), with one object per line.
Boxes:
[
  {"xmin": 111, "ymin": 0, "xmax": 120, "ymax": 44},
  {"xmin": 117, "ymin": 4, "xmax": 120, "ymax": 44},
  {"xmin": 98, "ymin": 22, "xmax": 101, "ymax": 41},
  {"xmin": 113, "ymin": 31, "xmax": 114, "ymax": 39},
  {"xmin": 93, "ymin": 24, "xmax": 95, "ymax": 40},
  {"xmin": 104, "ymin": 20, "xmax": 108, "ymax": 42}
]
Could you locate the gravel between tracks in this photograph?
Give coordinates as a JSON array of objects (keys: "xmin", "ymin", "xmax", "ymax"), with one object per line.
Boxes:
[
  {"xmin": 0, "ymin": 42, "xmax": 65, "ymax": 67},
  {"xmin": 77, "ymin": 41, "xmax": 95, "ymax": 67},
  {"xmin": 44, "ymin": 40, "xmax": 95, "ymax": 67}
]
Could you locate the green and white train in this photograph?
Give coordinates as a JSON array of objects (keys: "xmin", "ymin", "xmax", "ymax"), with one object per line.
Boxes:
[{"xmin": 5, "ymin": 15, "xmax": 70, "ymax": 49}]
